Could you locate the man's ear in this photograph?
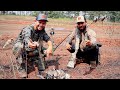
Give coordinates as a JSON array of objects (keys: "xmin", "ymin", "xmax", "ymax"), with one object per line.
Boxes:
[
  {"xmin": 34, "ymin": 20, "xmax": 39, "ymax": 25},
  {"xmin": 33, "ymin": 20, "xmax": 39, "ymax": 30}
]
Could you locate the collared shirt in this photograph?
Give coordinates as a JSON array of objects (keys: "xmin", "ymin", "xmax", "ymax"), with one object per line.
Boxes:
[{"xmin": 66, "ymin": 27, "xmax": 97, "ymax": 46}]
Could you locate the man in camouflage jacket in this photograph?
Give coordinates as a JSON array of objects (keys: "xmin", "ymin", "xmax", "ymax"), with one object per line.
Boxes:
[{"xmin": 12, "ymin": 13, "xmax": 53, "ymax": 78}]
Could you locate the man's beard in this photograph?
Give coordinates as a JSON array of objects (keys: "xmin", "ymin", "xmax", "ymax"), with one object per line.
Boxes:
[{"xmin": 78, "ymin": 26, "xmax": 86, "ymax": 32}]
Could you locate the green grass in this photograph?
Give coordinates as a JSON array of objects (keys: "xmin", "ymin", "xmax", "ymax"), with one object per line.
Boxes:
[
  {"xmin": 48, "ymin": 17, "xmax": 75, "ymax": 23},
  {"xmin": 52, "ymin": 17, "xmax": 74, "ymax": 21},
  {"xmin": 0, "ymin": 15, "xmax": 120, "ymax": 25},
  {"xmin": 0, "ymin": 15, "xmax": 75, "ymax": 22}
]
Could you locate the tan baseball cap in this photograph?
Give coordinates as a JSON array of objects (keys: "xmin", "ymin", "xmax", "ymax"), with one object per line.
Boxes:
[{"xmin": 76, "ymin": 15, "xmax": 85, "ymax": 23}]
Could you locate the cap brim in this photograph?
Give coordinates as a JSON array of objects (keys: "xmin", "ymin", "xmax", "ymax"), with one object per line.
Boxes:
[
  {"xmin": 37, "ymin": 19, "xmax": 48, "ymax": 22},
  {"xmin": 77, "ymin": 21, "xmax": 85, "ymax": 23}
]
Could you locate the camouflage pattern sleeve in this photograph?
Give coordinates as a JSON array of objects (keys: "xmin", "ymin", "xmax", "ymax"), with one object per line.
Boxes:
[
  {"xmin": 66, "ymin": 30, "xmax": 75, "ymax": 44},
  {"xmin": 21, "ymin": 26, "xmax": 32, "ymax": 49}
]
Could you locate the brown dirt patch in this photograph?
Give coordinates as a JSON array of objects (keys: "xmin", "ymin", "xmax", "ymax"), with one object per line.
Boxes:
[{"xmin": 0, "ymin": 16, "xmax": 120, "ymax": 79}]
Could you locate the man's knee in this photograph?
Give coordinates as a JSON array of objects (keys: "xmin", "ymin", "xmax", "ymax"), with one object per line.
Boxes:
[{"xmin": 12, "ymin": 42, "xmax": 23, "ymax": 58}]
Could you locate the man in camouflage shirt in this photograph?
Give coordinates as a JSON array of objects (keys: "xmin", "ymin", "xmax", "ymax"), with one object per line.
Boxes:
[
  {"xmin": 12, "ymin": 13, "xmax": 53, "ymax": 78},
  {"xmin": 66, "ymin": 15, "xmax": 100, "ymax": 71}
]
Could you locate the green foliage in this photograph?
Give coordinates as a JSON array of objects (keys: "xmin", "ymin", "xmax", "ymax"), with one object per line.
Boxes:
[
  {"xmin": 32, "ymin": 11, "xmax": 40, "ymax": 16},
  {"xmin": 86, "ymin": 11, "xmax": 120, "ymax": 22},
  {"xmin": 1, "ymin": 11, "xmax": 120, "ymax": 22},
  {"xmin": 47, "ymin": 11, "xmax": 66, "ymax": 18},
  {"xmin": 108, "ymin": 11, "xmax": 120, "ymax": 22}
]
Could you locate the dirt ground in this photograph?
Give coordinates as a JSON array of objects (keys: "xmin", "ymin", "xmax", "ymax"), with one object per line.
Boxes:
[{"xmin": 0, "ymin": 15, "xmax": 120, "ymax": 79}]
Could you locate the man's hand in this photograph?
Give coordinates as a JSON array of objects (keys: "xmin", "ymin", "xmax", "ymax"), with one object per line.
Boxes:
[
  {"xmin": 28, "ymin": 40, "xmax": 39, "ymax": 49},
  {"xmin": 66, "ymin": 43, "xmax": 72, "ymax": 50},
  {"xmin": 46, "ymin": 47, "xmax": 53, "ymax": 57},
  {"xmin": 44, "ymin": 47, "xmax": 52, "ymax": 57},
  {"xmin": 85, "ymin": 40, "xmax": 92, "ymax": 46}
]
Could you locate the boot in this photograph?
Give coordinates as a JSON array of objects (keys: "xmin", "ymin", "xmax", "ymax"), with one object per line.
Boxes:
[
  {"xmin": 67, "ymin": 60, "xmax": 75, "ymax": 69},
  {"xmin": 83, "ymin": 61, "xmax": 97, "ymax": 75},
  {"xmin": 90, "ymin": 61, "xmax": 97, "ymax": 69},
  {"xmin": 18, "ymin": 67, "xmax": 27, "ymax": 78},
  {"xmin": 37, "ymin": 58, "xmax": 45, "ymax": 71},
  {"xmin": 16, "ymin": 56, "xmax": 27, "ymax": 78},
  {"xmin": 67, "ymin": 53, "xmax": 76, "ymax": 69}
]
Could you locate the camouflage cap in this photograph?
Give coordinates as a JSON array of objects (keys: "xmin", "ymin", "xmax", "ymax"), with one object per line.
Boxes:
[{"xmin": 36, "ymin": 14, "xmax": 48, "ymax": 22}]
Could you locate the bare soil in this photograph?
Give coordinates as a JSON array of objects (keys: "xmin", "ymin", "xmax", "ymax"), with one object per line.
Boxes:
[{"xmin": 0, "ymin": 15, "xmax": 120, "ymax": 79}]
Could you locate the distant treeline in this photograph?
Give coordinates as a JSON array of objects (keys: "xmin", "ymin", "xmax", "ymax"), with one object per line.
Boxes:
[{"xmin": 0, "ymin": 11, "xmax": 120, "ymax": 22}]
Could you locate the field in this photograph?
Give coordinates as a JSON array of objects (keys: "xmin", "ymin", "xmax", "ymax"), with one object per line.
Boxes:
[{"xmin": 0, "ymin": 15, "xmax": 120, "ymax": 79}]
